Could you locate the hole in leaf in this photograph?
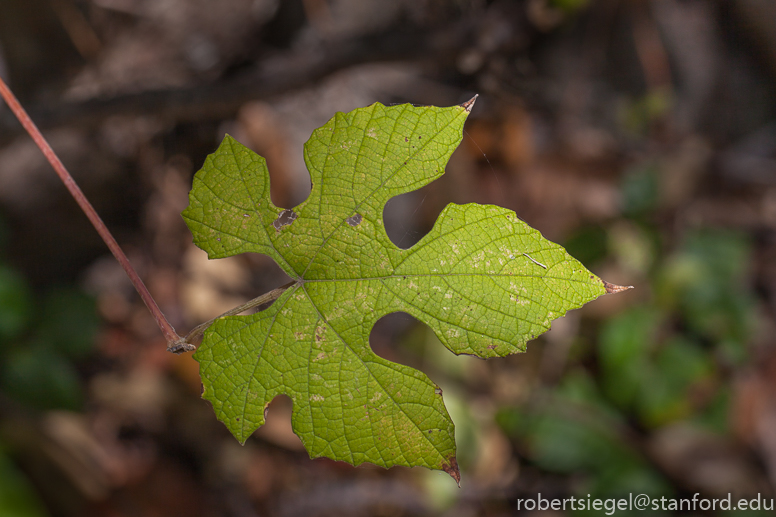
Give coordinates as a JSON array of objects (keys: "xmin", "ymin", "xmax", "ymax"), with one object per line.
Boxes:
[
  {"xmin": 382, "ymin": 191, "xmax": 437, "ymax": 250},
  {"xmin": 254, "ymin": 394, "xmax": 304, "ymax": 451},
  {"xmin": 272, "ymin": 209, "xmax": 298, "ymax": 230},
  {"xmin": 369, "ymin": 312, "xmax": 423, "ymax": 366},
  {"xmin": 242, "ymin": 253, "xmax": 294, "ymax": 298}
]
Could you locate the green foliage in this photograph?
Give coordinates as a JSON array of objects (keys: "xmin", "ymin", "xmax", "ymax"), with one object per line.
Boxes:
[
  {"xmin": 0, "ymin": 266, "xmax": 33, "ymax": 343},
  {"xmin": 620, "ymin": 164, "xmax": 660, "ymax": 217},
  {"xmin": 549, "ymin": 0, "xmax": 590, "ymax": 15},
  {"xmin": 599, "ymin": 309, "xmax": 713, "ymax": 427},
  {"xmin": 37, "ymin": 289, "xmax": 101, "ymax": 360},
  {"xmin": 2, "ymin": 346, "xmax": 83, "ymax": 411},
  {"xmin": 0, "ymin": 445, "xmax": 49, "ymax": 517},
  {"xmin": 563, "ymin": 225, "xmax": 609, "ymax": 267},
  {"xmin": 619, "ymin": 91, "xmax": 673, "ymax": 137},
  {"xmin": 496, "ymin": 372, "xmax": 671, "ymax": 503},
  {"xmin": 0, "ymin": 273, "xmax": 98, "ymax": 411},
  {"xmin": 0, "ymin": 225, "xmax": 97, "ymax": 514},
  {"xmin": 657, "ymin": 229, "xmax": 755, "ymax": 361},
  {"xmin": 183, "ymin": 101, "xmax": 609, "ymax": 477}
]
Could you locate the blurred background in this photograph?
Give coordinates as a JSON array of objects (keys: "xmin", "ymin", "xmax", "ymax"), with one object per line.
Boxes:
[{"xmin": 1, "ymin": 0, "xmax": 775, "ymax": 515}]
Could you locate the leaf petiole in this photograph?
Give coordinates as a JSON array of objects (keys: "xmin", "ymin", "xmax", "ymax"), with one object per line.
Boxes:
[{"xmin": 169, "ymin": 280, "xmax": 297, "ymax": 353}]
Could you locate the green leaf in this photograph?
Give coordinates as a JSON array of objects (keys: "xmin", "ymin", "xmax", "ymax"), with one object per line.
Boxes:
[
  {"xmin": 0, "ymin": 345, "xmax": 83, "ymax": 411},
  {"xmin": 0, "ymin": 265, "xmax": 33, "ymax": 344},
  {"xmin": 183, "ymin": 100, "xmax": 613, "ymax": 480},
  {"xmin": 38, "ymin": 288, "xmax": 99, "ymax": 360},
  {"xmin": 0, "ymin": 445, "xmax": 49, "ymax": 517}
]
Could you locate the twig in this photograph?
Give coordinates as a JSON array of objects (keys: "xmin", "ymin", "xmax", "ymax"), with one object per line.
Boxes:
[
  {"xmin": 175, "ymin": 281, "xmax": 297, "ymax": 353},
  {"xmin": 0, "ymin": 77, "xmax": 300, "ymax": 355},
  {"xmin": 0, "ymin": 76, "xmax": 187, "ymax": 351}
]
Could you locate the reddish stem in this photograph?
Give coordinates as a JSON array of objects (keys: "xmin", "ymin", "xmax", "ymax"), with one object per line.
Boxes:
[{"xmin": 0, "ymin": 76, "xmax": 185, "ymax": 349}]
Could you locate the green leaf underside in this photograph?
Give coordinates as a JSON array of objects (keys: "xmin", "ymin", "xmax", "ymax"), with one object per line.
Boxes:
[{"xmin": 183, "ymin": 101, "xmax": 607, "ymax": 477}]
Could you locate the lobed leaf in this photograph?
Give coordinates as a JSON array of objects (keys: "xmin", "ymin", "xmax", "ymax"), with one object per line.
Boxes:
[{"xmin": 183, "ymin": 99, "xmax": 613, "ymax": 481}]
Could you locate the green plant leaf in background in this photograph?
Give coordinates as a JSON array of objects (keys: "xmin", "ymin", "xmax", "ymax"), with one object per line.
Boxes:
[
  {"xmin": 0, "ymin": 445, "xmax": 49, "ymax": 517},
  {"xmin": 0, "ymin": 285, "xmax": 97, "ymax": 412},
  {"xmin": 0, "ymin": 265, "xmax": 33, "ymax": 344},
  {"xmin": 183, "ymin": 100, "xmax": 619, "ymax": 480}
]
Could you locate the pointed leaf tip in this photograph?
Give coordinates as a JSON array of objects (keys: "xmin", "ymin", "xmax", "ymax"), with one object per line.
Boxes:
[
  {"xmin": 461, "ymin": 95, "xmax": 478, "ymax": 113},
  {"xmin": 602, "ymin": 280, "xmax": 633, "ymax": 294},
  {"xmin": 442, "ymin": 456, "xmax": 461, "ymax": 486}
]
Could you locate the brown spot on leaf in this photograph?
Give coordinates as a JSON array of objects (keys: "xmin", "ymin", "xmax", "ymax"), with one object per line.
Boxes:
[
  {"xmin": 602, "ymin": 280, "xmax": 634, "ymax": 294},
  {"xmin": 441, "ymin": 456, "xmax": 461, "ymax": 486},
  {"xmin": 273, "ymin": 209, "xmax": 298, "ymax": 230},
  {"xmin": 487, "ymin": 344, "xmax": 496, "ymax": 350},
  {"xmin": 346, "ymin": 213, "xmax": 363, "ymax": 226}
]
